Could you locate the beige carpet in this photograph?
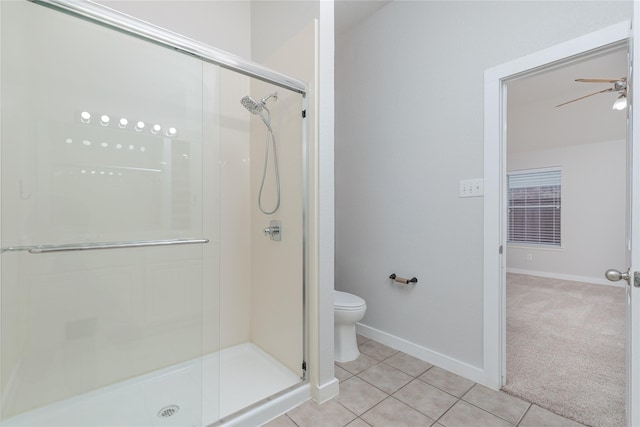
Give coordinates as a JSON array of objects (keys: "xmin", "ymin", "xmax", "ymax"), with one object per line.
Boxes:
[{"xmin": 502, "ymin": 273, "xmax": 626, "ymax": 427}]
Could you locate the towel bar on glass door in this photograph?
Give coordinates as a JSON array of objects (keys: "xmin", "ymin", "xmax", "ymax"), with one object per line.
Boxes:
[{"xmin": 1, "ymin": 238, "xmax": 209, "ymax": 254}]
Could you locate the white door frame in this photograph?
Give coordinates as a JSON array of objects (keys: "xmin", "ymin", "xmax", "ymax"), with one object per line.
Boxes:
[{"xmin": 483, "ymin": 19, "xmax": 639, "ymax": 426}]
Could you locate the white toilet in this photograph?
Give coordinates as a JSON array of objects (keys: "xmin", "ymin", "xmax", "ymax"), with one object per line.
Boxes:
[{"xmin": 334, "ymin": 290, "xmax": 367, "ymax": 362}]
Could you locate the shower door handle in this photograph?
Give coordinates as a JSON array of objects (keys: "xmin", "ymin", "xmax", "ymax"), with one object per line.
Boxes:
[{"xmin": 2, "ymin": 238, "xmax": 209, "ymax": 254}]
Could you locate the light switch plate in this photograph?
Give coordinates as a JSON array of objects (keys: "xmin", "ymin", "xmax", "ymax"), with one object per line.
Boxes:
[{"xmin": 459, "ymin": 178, "xmax": 484, "ymax": 198}]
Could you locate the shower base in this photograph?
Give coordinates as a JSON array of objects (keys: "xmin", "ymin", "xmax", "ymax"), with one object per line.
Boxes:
[{"xmin": 1, "ymin": 343, "xmax": 301, "ymax": 427}]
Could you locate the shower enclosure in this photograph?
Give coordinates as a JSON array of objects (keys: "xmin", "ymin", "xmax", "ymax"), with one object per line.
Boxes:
[{"xmin": 0, "ymin": 1, "xmax": 308, "ymax": 426}]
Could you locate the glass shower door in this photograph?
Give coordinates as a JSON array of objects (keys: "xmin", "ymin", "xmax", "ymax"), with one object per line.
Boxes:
[{"xmin": 0, "ymin": 2, "xmax": 218, "ymax": 426}]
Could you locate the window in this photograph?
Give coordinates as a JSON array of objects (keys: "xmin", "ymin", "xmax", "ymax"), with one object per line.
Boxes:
[{"xmin": 507, "ymin": 168, "xmax": 561, "ymax": 246}]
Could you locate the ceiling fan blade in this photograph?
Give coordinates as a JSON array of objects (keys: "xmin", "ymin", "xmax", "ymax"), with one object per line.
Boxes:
[
  {"xmin": 555, "ymin": 87, "xmax": 614, "ymax": 107},
  {"xmin": 575, "ymin": 78, "xmax": 625, "ymax": 83}
]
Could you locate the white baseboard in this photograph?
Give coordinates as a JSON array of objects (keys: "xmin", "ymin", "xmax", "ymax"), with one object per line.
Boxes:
[
  {"xmin": 311, "ymin": 377, "xmax": 339, "ymax": 404},
  {"xmin": 506, "ymin": 268, "xmax": 625, "ymax": 288},
  {"xmin": 355, "ymin": 323, "xmax": 496, "ymax": 389}
]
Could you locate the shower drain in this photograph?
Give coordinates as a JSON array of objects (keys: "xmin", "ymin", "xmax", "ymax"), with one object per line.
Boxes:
[{"xmin": 157, "ymin": 405, "xmax": 180, "ymax": 418}]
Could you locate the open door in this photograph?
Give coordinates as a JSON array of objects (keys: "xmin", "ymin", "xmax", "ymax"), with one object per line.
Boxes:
[
  {"xmin": 628, "ymin": 7, "xmax": 640, "ymax": 424},
  {"xmin": 485, "ymin": 18, "xmax": 639, "ymax": 427},
  {"xmin": 603, "ymin": 34, "xmax": 638, "ymax": 425}
]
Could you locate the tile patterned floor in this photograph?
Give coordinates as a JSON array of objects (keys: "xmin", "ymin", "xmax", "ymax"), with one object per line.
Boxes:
[{"xmin": 263, "ymin": 335, "xmax": 586, "ymax": 427}]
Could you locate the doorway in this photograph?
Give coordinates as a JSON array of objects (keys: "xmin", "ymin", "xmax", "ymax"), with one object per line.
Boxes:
[
  {"xmin": 501, "ymin": 47, "xmax": 628, "ymax": 427},
  {"xmin": 483, "ymin": 20, "xmax": 639, "ymax": 427}
]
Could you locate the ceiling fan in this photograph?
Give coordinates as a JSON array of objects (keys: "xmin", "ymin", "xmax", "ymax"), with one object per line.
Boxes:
[{"xmin": 555, "ymin": 77, "xmax": 627, "ymax": 110}]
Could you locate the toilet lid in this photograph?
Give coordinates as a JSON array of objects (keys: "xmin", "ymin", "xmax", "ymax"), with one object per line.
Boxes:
[{"xmin": 334, "ymin": 290, "xmax": 366, "ymax": 309}]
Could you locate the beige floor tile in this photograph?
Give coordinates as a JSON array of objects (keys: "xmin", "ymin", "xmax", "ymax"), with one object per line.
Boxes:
[
  {"xmin": 418, "ymin": 366, "xmax": 475, "ymax": 397},
  {"xmin": 438, "ymin": 400, "xmax": 513, "ymax": 427},
  {"xmin": 384, "ymin": 352, "xmax": 433, "ymax": 377},
  {"xmin": 519, "ymin": 405, "xmax": 586, "ymax": 427},
  {"xmin": 335, "ymin": 364, "xmax": 354, "ymax": 382},
  {"xmin": 359, "ymin": 340, "xmax": 398, "ymax": 361},
  {"xmin": 337, "ymin": 353, "xmax": 379, "ymax": 375},
  {"xmin": 357, "ymin": 334, "xmax": 371, "ymax": 345},
  {"xmin": 358, "ymin": 362, "xmax": 413, "ymax": 394},
  {"xmin": 393, "ymin": 379, "xmax": 458, "ymax": 420},
  {"xmin": 277, "ymin": 339, "xmax": 585, "ymax": 427},
  {"xmin": 335, "ymin": 376, "xmax": 388, "ymax": 416},
  {"xmin": 287, "ymin": 399, "xmax": 357, "ymax": 427},
  {"xmin": 261, "ymin": 414, "xmax": 297, "ymax": 427},
  {"xmin": 361, "ymin": 397, "xmax": 435, "ymax": 427},
  {"xmin": 462, "ymin": 384, "xmax": 529, "ymax": 424}
]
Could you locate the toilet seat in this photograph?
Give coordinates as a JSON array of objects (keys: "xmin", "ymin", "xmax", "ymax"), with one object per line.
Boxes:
[{"xmin": 334, "ymin": 290, "xmax": 366, "ymax": 310}]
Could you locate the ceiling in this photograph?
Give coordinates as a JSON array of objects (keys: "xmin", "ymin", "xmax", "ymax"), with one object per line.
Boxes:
[
  {"xmin": 509, "ymin": 48, "xmax": 627, "ymax": 107},
  {"xmin": 507, "ymin": 47, "xmax": 628, "ymax": 154},
  {"xmin": 334, "ymin": 0, "xmax": 391, "ymax": 35}
]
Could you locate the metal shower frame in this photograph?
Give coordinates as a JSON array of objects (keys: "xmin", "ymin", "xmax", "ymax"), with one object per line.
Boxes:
[{"xmin": 31, "ymin": 0, "xmax": 308, "ymax": 95}]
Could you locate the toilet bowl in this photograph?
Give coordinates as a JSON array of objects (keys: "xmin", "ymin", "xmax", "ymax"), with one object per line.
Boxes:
[{"xmin": 334, "ymin": 290, "xmax": 367, "ymax": 362}]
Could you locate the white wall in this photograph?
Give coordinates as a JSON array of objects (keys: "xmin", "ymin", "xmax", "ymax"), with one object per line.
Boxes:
[
  {"xmin": 96, "ymin": 0, "xmax": 251, "ymax": 59},
  {"xmin": 317, "ymin": 0, "xmax": 338, "ymax": 402},
  {"xmin": 507, "ymin": 140, "xmax": 627, "ymax": 285},
  {"xmin": 335, "ymin": 1, "xmax": 632, "ymax": 375},
  {"xmin": 250, "ymin": 1, "xmax": 319, "ymax": 63}
]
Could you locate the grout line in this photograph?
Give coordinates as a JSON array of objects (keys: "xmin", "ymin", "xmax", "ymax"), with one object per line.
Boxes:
[
  {"xmin": 354, "ymin": 372, "xmax": 397, "ymax": 396},
  {"xmin": 356, "ymin": 395, "xmax": 393, "ymax": 421},
  {"xmin": 413, "ymin": 375, "xmax": 470, "ymax": 400},
  {"xmin": 332, "ymin": 339, "xmax": 588, "ymax": 427},
  {"xmin": 380, "ymin": 360, "xmax": 432, "ymax": 378},
  {"xmin": 359, "ymin": 352, "xmax": 399, "ymax": 363},
  {"xmin": 385, "ymin": 395, "xmax": 439, "ymax": 425},
  {"xmin": 391, "ymin": 387, "xmax": 452, "ymax": 423},
  {"xmin": 464, "ymin": 400, "xmax": 518, "ymax": 425},
  {"xmin": 286, "ymin": 413, "xmax": 300, "ymax": 427},
  {"xmin": 331, "ymin": 398, "xmax": 360, "ymax": 425},
  {"xmin": 432, "ymin": 395, "xmax": 460, "ymax": 424},
  {"xmin": 416, "ymin": 378, "xmax": 462, "ymax": 401},
  {"xmin": 515, "ymin": 403, "xmax": 533, "ymax": 426},
  {"xmin": 460, "ymin": 383, "xmax": 478, "ymax": 399},
  {"xmin": 439, "ymin": 399, "xmax": 519, "ymax": 426}
]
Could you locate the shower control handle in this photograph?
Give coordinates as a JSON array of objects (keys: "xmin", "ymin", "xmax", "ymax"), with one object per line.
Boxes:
[
  {"xmin": 263, "ymin": 226, "xmax": 279, "ymax": 235},
  {"xmin": 264, "ymin": 220, "xmax": 281, "ymax": 241}
]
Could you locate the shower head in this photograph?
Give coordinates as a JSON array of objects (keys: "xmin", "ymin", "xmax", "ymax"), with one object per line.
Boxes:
[
  {"xmin": 241, "ymin": 96, "xmax": 264, "ymax": 114},
  {"xmin": 240, "ymin": 92, "xmax": 278, "ymax": 115}
]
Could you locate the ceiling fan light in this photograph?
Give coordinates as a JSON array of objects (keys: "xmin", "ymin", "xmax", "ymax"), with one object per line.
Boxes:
[{"xmin": 612, "ymin": 94, "xmax": 627, "ymax": 110}]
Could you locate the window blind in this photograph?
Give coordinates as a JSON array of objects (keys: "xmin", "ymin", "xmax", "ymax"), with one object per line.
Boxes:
[{"xmin": 507, "ymin": 168, "xmax": 561, "ymax": 246}]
